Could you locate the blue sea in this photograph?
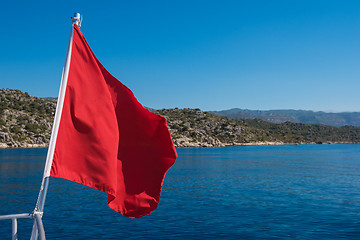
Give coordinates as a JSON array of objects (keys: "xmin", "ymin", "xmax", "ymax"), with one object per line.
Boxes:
[{"xmin": 0, "ymin": 145, "xmax": 360, "ymax": 239}]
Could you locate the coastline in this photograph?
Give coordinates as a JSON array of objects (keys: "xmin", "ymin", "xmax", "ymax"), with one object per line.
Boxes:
[
  {"xmin": 2, "ymin": 90, "xmax": 360, "ymax": 151},
  {"xmin": 0, "ymin": 143, "xmax": 48, "ymax": 149},
  {"xmin": 0, "ymin": 141, "xmax": 358, "ymax": 149}
]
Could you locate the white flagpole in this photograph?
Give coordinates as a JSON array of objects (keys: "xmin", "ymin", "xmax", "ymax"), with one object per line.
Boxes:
[{"xmin": 30, "ymin": 13, "xmax": 81, "ymax": 240}]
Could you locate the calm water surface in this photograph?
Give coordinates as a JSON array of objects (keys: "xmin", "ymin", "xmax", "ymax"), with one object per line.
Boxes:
[{"xmin": 0, "ymin": 145, "xmax": 360, "ymax": 239}]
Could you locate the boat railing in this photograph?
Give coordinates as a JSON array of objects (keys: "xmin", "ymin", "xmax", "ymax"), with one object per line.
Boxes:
[{"xmin": 0, "ymin": 211, "xmax": 45, "ymax": 240}]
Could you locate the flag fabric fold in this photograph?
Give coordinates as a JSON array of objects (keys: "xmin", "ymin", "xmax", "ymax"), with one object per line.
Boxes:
[{"xmin": 50, "ymin": 24, "xmax": 177, "ymax": 218}]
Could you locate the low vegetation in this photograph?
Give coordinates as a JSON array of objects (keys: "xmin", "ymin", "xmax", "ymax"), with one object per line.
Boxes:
[
  {"xmin": 236, "ymin": 118, "xmax": 360, "ymax": 144},
  {"xmin": 1, "ymin": 88, "xmax": 360, "ymax": 148}
]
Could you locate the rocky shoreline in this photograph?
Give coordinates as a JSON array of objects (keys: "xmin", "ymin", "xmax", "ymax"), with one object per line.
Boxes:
[
  {"xmin": 0, "ymin": 140, "xmax": 356, "ymax": 149},
  {"xmin": 0, "ymin": 142, "xmax": 47, "ymax": 149}
]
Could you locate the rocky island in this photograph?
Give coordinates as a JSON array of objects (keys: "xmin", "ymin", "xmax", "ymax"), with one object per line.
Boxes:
[{"xmin": 1, "ymin": 88, "xmax": 360, "ymax": 148}]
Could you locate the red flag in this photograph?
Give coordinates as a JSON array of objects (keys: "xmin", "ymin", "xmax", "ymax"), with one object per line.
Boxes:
[{"xmin": 50, "ymin": 24, "xmax": 177, "ymax": 218}]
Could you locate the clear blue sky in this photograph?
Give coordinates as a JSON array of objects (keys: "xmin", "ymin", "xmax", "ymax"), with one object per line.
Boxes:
[{"xmin": 0, "ymin": 0, "xmax": 359, "ymax": 112}]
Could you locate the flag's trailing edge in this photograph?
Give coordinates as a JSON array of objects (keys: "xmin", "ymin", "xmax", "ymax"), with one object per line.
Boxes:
[{"xmin": 49, "ymin": 24, "xmax": 177, "ymax": 218}]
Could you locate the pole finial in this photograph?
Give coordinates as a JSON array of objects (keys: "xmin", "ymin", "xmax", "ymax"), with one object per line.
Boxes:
[{"xmin": 71, "ymin": 13, "xmax": 82, "ymax": 27}]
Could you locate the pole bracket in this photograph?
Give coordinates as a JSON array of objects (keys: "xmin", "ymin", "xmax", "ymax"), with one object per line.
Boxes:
[{"xmin": 71, "ymin": 13, "xmax": 82, "ymax": 27}]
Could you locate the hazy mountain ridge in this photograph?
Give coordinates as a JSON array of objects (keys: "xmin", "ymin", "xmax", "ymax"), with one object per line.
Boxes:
[
  {"xmin": 1, "ymin": 89, "xmax": 360, "ymax": 148},
  {"xmin": 209, "ymin": 108, "xmax": 360, "ymax": 127}
]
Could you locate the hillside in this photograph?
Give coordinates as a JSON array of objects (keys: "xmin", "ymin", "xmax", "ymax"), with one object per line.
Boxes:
[
  {"xmin": 1, "ymin": 89, "xmax": 360, "ymax": 148},
  {"xmin": 0, "ymin": 89, "xmax": 56, "ymax": 148},
  {"xmin": 236, "ymin": 118, "xmax": 360, "ymax": 144},
  {"xmin": 152, "ymin": 108, "xmax": 279, "ymax": 147},
  {"xmin": 210, "ymin": 108, "xmax": 360, "ymax": 127}
]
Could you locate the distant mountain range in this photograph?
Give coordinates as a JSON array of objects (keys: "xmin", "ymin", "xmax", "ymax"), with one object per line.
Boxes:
[{"xmin": 209, "ymin": 108, "xmax": 360, "ymax": 127}]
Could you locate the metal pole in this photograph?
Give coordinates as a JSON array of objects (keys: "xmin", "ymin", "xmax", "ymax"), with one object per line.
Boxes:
[
  {"xmin": 30, "ymin": 13, "xmax": 81, "ymax": 240},
  {"xmin": 39, "ymin": 177, "xmax": 49, "ymax": 212},
  {"xmin": 34, "ymin": 213, "xmax": 46, "ymax": 240},
  {"xmin": 0, "ymin": 213, "xmax": 32, "ymax": 220},
  {"xmin": 11, "ymin": 218, "xmax": 17, "ymax": 240}
]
